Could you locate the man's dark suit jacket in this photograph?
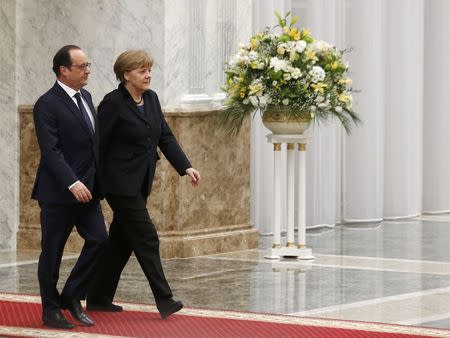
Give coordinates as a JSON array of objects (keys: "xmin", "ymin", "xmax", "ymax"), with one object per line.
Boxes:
[
  {"xmin": 32, "ymin": 82, "xmax": 100, "ymax": 204},
  {"xmin": 98, "ymin": 83, "xmax": 191, "ymax": 197}
]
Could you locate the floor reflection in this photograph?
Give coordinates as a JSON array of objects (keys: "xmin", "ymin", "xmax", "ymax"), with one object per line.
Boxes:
[{"xmin": 2, "ymin": 216, "xmax": 450, "ymax": 330}]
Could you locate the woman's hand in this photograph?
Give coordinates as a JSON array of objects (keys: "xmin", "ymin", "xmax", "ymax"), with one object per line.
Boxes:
[{"xmin": 185, "ymin": 168, "xmax": 201, "ymax": 187}]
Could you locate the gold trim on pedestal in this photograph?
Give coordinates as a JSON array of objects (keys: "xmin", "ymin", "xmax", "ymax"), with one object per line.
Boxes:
[
  {"xmin": 298, "ymin": 143, "xmax": 306, "ymax": 151},
  {"xmin": 274, "ymin": 143, "xmax": 281, "ymax": 151},
  {"xmin": 298, "ymin": 244, "xmax": 306, "ymax": 248},
  {"xmin": 287, "ymin": 143, "xmax": 294, "ymax": 150},
  {"xmin": 272, "ymin": 243, "xmax": 281, "ymax": 249},
  {"xmin": 286, "ymin": 242, "xmax": 296, "ymax": 248}
]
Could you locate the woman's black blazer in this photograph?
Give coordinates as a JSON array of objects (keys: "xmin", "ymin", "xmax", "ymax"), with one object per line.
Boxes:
[{"xmin": 98, "ymin": 83, "xmax": 191, "ymax": 197}]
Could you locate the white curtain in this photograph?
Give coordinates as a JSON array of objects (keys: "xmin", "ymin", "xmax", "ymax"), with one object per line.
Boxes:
[
  {"xmin": 251, "ymin": 0, "xmax": 449, "ymax": 235},
  {"xmin": 343, "ymin": 0, "xmax": 386, "ymax": 222},
  {"xmin": 423, "ymin": 0, "xmax": 450, "ymax": 213}
]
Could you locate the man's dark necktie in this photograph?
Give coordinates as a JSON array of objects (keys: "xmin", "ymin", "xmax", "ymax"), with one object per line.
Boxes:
[{"xmin": 74, "ymin": 92, "xmax": 94, "ymax": 134}]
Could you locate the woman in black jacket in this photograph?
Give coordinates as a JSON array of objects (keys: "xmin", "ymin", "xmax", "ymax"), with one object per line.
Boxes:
[{"xmin": 87, "ymin": 50, "xmax": 200, "ymax": 319}]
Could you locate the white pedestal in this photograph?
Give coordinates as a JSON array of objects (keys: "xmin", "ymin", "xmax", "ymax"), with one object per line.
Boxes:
[
  {"xmin": 265, "ymin": 246, "xmax": 314, "ymax": 260},
  {"xmin": 264, "ymin": 134, "xmax": 314, "ymax": 261}
]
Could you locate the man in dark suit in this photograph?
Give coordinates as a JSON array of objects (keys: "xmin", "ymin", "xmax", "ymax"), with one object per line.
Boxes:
[{"xmin": 32, "ymin": 45, "xmax": 107, "ymax": 329}]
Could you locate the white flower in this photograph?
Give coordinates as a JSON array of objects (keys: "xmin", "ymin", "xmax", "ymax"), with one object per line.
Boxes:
[
  {"xmin": 283, "ymin": 73, "xmax": 292, "ymax": 81},
  {"xmin": 229, "ymin": 50, "xmax": 249, "ymax": 67},
  {"xmin": 315, "ymin": 95, "xmax": 324, "ymax": 103},
  {"xmin": 335, "ymin": 106, "xmax": 343, "ymax": 113},
  {"xmin": 309, "ymin": 66, "xmax": 325, "ymax": 83},
  {"xmin": 259, "ymin": 94, "xmax": 271, "ymax": 106},
  {"xmin": 290, "ymin": 67, "xmax": 302, "ymax": 79},
  {"xmin": 295, "ymin": 40, "xmax": 307, "ymax": 53},
  {"xmin": 269, "ymin": 57, "xmax": 289, "ymax": 72},
  {"xmin": 310, "ymin": 40, "xmax": 331, "ymax": 52},
  {"xmin": 248, "ymin": 51, "xmax": 258, "ymax": 61},
  {"xmin": 249, "ymin": 95, "xmax": 259, "ymax": 107},
  {"xmin": 310, "ymin": 105, "xmax": 317, "ymax": 112},
  {"xmin": 249, "ymin": 80, "xmax": 264, "ymax": 96},
  {"xmin": 282, "ymin": 98, "xmax": 290, "ymax": 105},
  {"xmin": 272, "ymin": 81, "xmax": 278, "ymax": 86}
]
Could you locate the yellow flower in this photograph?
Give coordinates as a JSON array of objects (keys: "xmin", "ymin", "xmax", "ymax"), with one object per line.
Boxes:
[
  {"xmin": 288, "ymin": 27, "xmax": 298, "ymax": 39},
  {"xmin": 240, "ymin": 88, "xmax": 246, "ymax": 98},
  {"xmin": 232, "ymin": 84, "xmax": 240, "ymax": 96},
  {"xmin": 249, "ymin": 82, "xmax": 263, "ymax": 96},
  {"xmin": 250, "ymin": 61, "xmax": 260, "ymax": 69},
  {"xmin": 277, "ymin": 46, "xmax": 286, "ymax": 55},
  {"xmin": 339, "ymin": 78, "xmax": 353, "ymax": 86},
  {"xmin": 301, "ymin": 29, "xmax": 311, "ymax": 39},
  {"xmin": 304, "ymin": 49, "xmax": 317, "ymax": 61},
  {"xmin": 250, "ymin": 38, "xmax": 260, "ymax": 50},
  {"xmin": 331, "ymin": 61, "xmax": 339, "ymax": 70},
  {"xmin": 311, "ymin": 82, "xmax": 327, "ymax": 93},
  {"xmin": 338, "ymin": 93, "xmax": 350, "ymax": 103},
  {"xmin": 293, "ymin": 32, "xmax": 301, "ymax": 40},
  {"xmin": 283, "ymin": 26, "xmax": 290, "ymax": 34},
  {"xmin": 289, "ymin": 51, "xmax": 299, "ymax": 62}
]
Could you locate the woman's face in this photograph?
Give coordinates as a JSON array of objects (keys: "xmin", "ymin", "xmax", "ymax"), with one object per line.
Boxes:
[{"xmin": 124, "ymin": 65, "xmax": 152, "ymax": 93}]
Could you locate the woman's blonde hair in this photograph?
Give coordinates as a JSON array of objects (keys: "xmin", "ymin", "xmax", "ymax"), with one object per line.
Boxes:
[{"xmin": 113, "ymin": 50, "xmax": 154, "ymax": 82}]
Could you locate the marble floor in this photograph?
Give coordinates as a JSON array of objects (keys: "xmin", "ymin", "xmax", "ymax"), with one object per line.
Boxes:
[{"xmin": 2, "ymin": 215, "xmax": 450, "ymax": 332}]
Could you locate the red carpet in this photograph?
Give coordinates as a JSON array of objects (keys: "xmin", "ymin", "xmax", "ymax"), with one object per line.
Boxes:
[{"xmin": 0, "ymin": 294, "xmax": 449, "ymax": 338}]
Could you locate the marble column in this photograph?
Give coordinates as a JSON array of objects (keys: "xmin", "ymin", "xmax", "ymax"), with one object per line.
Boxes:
[
  {"xmin": 180, "ymin": 0, "xmax": 211, "ymax": 106},
  {"xmin": 211, "ymin": 0, "xmax": 236, "ymax": 105},
  {"xmin": 0, "ymin": 0, "xmax": 18, "ymax": 249}
]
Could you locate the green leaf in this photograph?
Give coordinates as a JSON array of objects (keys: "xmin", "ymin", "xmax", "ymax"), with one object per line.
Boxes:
[{"xmin": 278, "ymin": 34, "xmax": 290, "ymax": 42}]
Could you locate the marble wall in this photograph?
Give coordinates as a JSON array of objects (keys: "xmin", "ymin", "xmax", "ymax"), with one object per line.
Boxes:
[
  {"xmin": 0, "ymin": 0, "xmax": 18, "ymax": 249},
  {"xmin": 2, "ymin": 0, "xmax": 254, "ymax": 250},
  {"xmin": 14, "ymin": 0, "xmax": 252, "ymax": 107},
  {"xmin": 15, "ymin": 0, "xmax": 164, "ymax": 105}
]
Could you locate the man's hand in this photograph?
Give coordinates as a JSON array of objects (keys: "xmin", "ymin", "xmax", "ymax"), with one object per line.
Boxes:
[
  {"xmin": 185, "ymin": 168, "xmax": 201, "ymax": 187},
  {"xmin": 69, "ymin": 181, "xmax": 93, "ymax": 203}
]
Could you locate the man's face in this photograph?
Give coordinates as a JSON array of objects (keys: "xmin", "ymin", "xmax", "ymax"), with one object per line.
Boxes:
[{"xmin": 60, "ymin": 49, "xmax": 90, "ymax": 90}]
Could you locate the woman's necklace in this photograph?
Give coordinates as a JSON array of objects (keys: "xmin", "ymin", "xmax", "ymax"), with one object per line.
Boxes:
[{"xmin": 134, "ymin": 96, "xmax": 143, "ymax": 105}]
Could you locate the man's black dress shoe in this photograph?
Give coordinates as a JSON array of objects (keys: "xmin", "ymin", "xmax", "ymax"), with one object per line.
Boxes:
[
  {"xmin": 62, "ymin": 300, "xmax": 94, "ymax": 326},
  {"xmin": 157, "ymin": 298, "xmax": 183, "ymax": 319},
  {"xmin": 42, "ymin": 310, "xmax": 75, "ymax": 329},
  {"xmin": 86, "ymin": 301, "xmax": 123, "ymax": 312}
]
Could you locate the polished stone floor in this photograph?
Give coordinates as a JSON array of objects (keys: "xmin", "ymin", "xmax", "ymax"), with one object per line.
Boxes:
[{"xmin": 2, "ymin": 214, "xmax": 450, "ymax": 331}]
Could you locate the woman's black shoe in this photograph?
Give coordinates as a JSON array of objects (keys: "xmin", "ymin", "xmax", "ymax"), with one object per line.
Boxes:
[
  {"xmin": 87, "ymin": 301, "xmax": 123, "ymax": 312},
  {"xmin": 157, "ymin": 298, "xmax": 183, "ymax": 319}
]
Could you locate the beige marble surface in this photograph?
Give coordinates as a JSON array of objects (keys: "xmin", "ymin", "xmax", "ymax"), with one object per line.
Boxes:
[
  {"xmin": 18, "ymin": 105, "xmax": 258, "ymax": 258},
  {"xmin": 0, "ymin": 0, "xmax": 19, "ymax": 249}
]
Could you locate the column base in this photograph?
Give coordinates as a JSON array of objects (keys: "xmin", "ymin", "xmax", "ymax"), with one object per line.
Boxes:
[
  {"xmin": 264, "ymin": 246, "xmax": 314, "ymax": 260},
  {"xmin": 158, "ymin": 224, "xmax": 259, "ymax": 258}
]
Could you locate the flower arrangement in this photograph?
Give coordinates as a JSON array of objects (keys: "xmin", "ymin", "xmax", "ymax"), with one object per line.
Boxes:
[{"xmin": 221, "ymin": 12, "xmax": 360, "ymax": 134}]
